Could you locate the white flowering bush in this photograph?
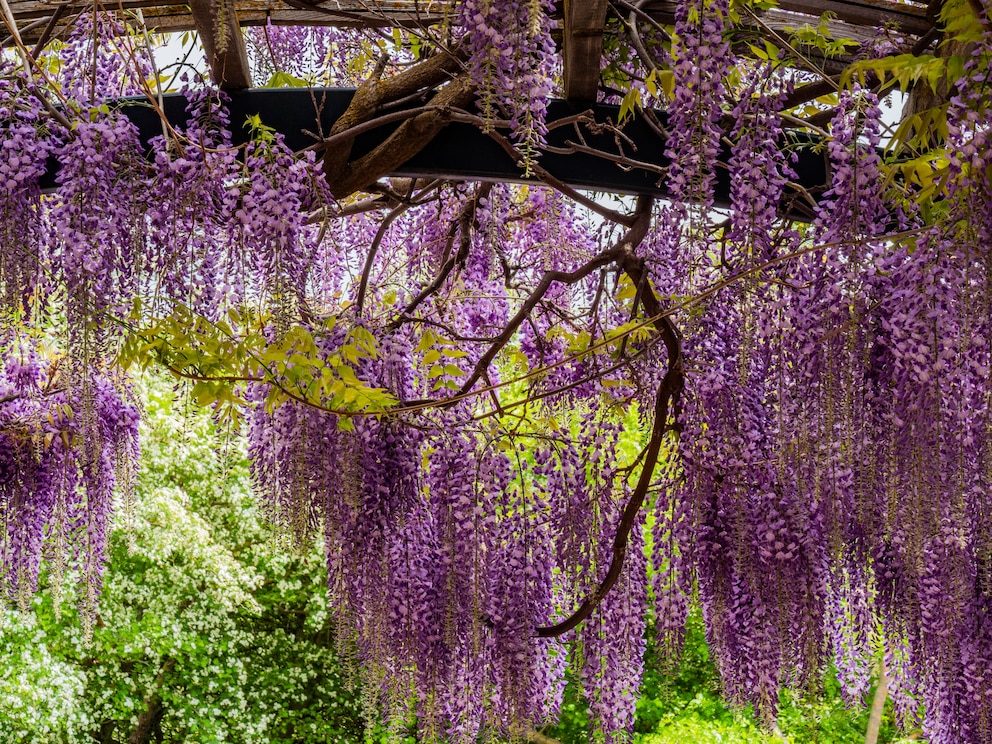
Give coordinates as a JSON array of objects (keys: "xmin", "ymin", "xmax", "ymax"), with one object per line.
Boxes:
[{"xmin": 0, "ymin": 379, "xmax": 365, "ymax": 743}]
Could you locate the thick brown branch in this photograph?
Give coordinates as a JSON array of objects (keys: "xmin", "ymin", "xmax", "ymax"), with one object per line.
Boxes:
[
  {"xmin": 128, "ymin": 658, "xmax": 175, "ymax": 744},
  {"xmin": 329, "ymin": 74, "xmax": 475, "ymax": 198},
  {"xmin": 356, "ymin": 202, "xmax": 411, "ymax": 315},
  {"xmin": 391, "ymin": 183, "xmax": 492, "ymax": 326},
  {"xmin": 30, "ymin": 5, "xmax": 64, "ymax": 56},
  {"xmin": 454, "ymin": 197, "xmax": 654, "ymax": 400},
  {"xmin": 780, "ymin": 78, "xmax": 839, "ymax": 110},
  {"xmin": 189, "ymin": 0, "xmax": 251, "ymax": 90},
  {"xmin": 323, "ymin": 48, "xmax": 467, "ymax": 188}
]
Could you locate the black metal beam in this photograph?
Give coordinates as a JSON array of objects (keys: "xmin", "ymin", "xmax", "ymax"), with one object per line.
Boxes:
[{"xmin": 43, "ymin": 88, "xmax": 827, "ymax": 218}]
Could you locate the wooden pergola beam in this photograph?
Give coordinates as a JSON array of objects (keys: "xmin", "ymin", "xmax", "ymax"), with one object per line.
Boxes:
[
  {"xmin": 40, "ymin": 89, "xmax": 830, "ymax": 222},
  {"xmin": 189, "ymin": 0, "xmax": 251, "ymax": 90},
  {"xmin": 775, "ymin": 0, "xmax": 930, "ymax": 35},
  {"xmin": 563, "ymin": 0, "xmax": 608, "ymax": 102}
]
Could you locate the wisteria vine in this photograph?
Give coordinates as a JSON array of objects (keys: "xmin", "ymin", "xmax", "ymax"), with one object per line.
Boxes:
[{"xmin": 0, "ymin": 1, "xmax": 991, "ymax": 742}]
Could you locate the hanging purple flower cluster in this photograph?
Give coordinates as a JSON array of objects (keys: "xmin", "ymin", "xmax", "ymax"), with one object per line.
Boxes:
[
  {"xmin": 665, "ymin": 0, "xmax": 732, "ymax": 207},
  {"xmin": 244, "ymin": 328, "xmax": 584, "ymax": 739},
  {"xmin": 0, "ymin": 64, "xmax": 60, "ymax": 316},
  {"xmin": 48, "ymin": 107, "xmax": 147, "ymax": 440},
  {"xmin": 458, "ymin": 0, "xmax": 557, "ymax": 171},
  {"xmin": 816, "ymin": 85, "xmax": 889, "ymax": 243},
  {"xmin": 728, "ymin": 67, "xmax": 794, "ymax": 260},
  {"xmin": 52, "ymin": 12, "xmax": 152, "ymax": 103},
  {"xmin": 146, "ymin": 89, "xmax": 240, "ymax": 317},
  {"xmin": 645, "ymin": 11, "xmax": 992, "ymax": 740},
  {"xmin": 245, "ymin": 21, "xmax": 364, "ymax": 85},
  {"xmin": 0, "ymin": 344, "xmax": 139, "ymax": 625},
  {"xmin": 582, "ymin": 496, "xmax": 648, "ymax": 741},
  {"xmin": 4, "ymin": 1, "xmax": 992, "ymax": 741},
  {"xmin": 235, "ymin": 131, "xmax": 321, "ymax": 319}
]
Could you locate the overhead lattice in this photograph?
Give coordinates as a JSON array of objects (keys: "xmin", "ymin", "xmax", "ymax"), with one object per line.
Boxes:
[{"xmin": 3, "ymin": 0, "xmax": 936, "ymax": 94}]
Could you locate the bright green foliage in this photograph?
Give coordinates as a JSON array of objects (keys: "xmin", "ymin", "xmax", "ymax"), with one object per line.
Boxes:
[
  {"xmin": 548, "ymin": 613, "xmax": 921, "ymax": 744},
  {"xmin": 0, "ymin": 378, "xmax": 364, "ymax": 744},
  {"xmin": 119, "ymin": 305, "xmax": 398, "ymax": 430}
]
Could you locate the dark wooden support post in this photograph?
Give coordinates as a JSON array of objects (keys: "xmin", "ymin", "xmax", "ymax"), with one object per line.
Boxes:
[
  {"xmin": 189, "ymin": 0, "xmax": 252, "ymax": 90},
  {"xmin": 563, "ymin": 0, "xmax": 608, "ymax": 101}
]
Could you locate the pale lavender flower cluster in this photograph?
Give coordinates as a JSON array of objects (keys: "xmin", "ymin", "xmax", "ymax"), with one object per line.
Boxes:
[
  {"xmin": 816, "ymin": 86, "xmax": 888, "ymax": 243},
  {"xmin": 665, "ymin": 0, "xmax": 732, "ymax": 206},
  {"xmin": 146, "ymin": 90, "xmax": 241, "ymax": 316},
  {"xmin": 53, "ymin": 12, "xmax": 152, "ymax": 103},
  {"xmin": 459, "ymin": 0, "xmax": 557, "ymax": 170},
  {"xmin": 50, "ymin": 109, "xmax": 146, "ymax": 361},
  {"xmin": 0, "ymin": 65, "xmax": 60, "ymax": 314},
  {"xmin": 0, "ymin": 347, "xmax": 139, "ymax": 621}
]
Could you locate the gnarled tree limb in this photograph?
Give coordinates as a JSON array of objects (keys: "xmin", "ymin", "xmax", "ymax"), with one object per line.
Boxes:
[
  {"xmin": 536, "ymin": 195, "xmax": 685, "ymax": 638},
  {"xmin": 322, "ymin": 47, "xmax": 468, "ymax": 196},
  {"xmin": 328, "ymin": 73, "xmax": 475, "ymax": 198}
]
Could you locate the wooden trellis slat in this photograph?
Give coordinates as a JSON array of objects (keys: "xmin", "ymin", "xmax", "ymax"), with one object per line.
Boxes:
[
  {"xmin": 563, "ymin": 0, "xmax": 608, "ymax": 102},
  {"xmin": 189, "ymin": 0, "xmax": 252, "ymax": 88},
  {"xmin": 638, "ymin": 0, "xmax": 931, "ymax": 35},
  {"xmin": 6, "ymin": 0, "xmax": 455, "ymax": 33},
  {"xmin": 775, "ymin": 0, "xmax": 931, "ymax": 34},
  {"xmin": 2, "ymin": 0, "xmax": 940, "ymax": 109}
]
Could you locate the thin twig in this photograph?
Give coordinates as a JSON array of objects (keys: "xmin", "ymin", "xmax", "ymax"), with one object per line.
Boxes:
[{"xmin": 355, "ymin": 202, "xmax": 411, "ymax": 315}]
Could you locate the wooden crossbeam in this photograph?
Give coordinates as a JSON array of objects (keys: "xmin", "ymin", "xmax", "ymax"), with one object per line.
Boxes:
[
  {"xmin": 637, "ymin": 0, "xmax": 931, "ymax": 36},
  {"xmin": 563, "ymin": 0, "xmax": 608, "ymax": 102},
  {"xmin": 40, "ymin": 89, "xmax": 829, "ymax": 221},
  {"xmin": 189, "ymin": 0, "xmax": 251, "ymax": 90},
  {"xmin": 6, "ymin": 0, "xmax": 455, "ymax": 39},
  {"xmin": 775, "ymin": 0, "xmax": 931, "ymax": 35}
]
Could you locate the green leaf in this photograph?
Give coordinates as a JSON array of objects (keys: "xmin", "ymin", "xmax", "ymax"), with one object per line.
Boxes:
[
  {"xmin": 618, "ymin": 86, "xmax": 642, "ymax": 123},
  {"xmin": 263, "ymin": 71, "xmax": 311, "ymax": 88}
]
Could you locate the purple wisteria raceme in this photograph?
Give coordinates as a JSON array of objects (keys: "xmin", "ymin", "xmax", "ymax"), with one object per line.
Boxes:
[
  {"xmin": 50, "ymin": 111, "xmax": 146, "ymax": 340},
  {"xmin": 486, "ymin": 508, "xmax": 561, "ymax": 738},
  {"xmin": 49, "ymin": 109, "xmax": 147, "ymax": 466},
  {"xmin": 0, "ymin": 64, "xmax": 60, "ymax": 317},
  {"xmin": 52, "ymin": 12, "xmax": 152, "ymax": 103},
  {"xmin": 581, "ymin": 500, "xmax": 648, "ymax": 742},
  {"xmin": 728, "ymin": 68, "xmax": 794, "ymax": 261},
  {"xmin": 235, "ymin": 131, "xmax": 323, "ymax": 319},
  {"xmin": 146, "ymin": 89, "xmax": 241, "ymax": 317},
  {"xmin": 459, "ymin": 0, "xmax": 557, "ymax": 172},
  {"xmin": 665, "ymin": 0, "xmax": 732, "ymax": 207},
  {"xmin": 245, "ymin": 21, "xmax": 361, "ymax": 84},
  {"xmin": 0, "ymin": 348, "xmax": 138, "ymax": 628},
  {"xmin": 816, "ymin": 86, "xmax": 888, "ymax": 244}
]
